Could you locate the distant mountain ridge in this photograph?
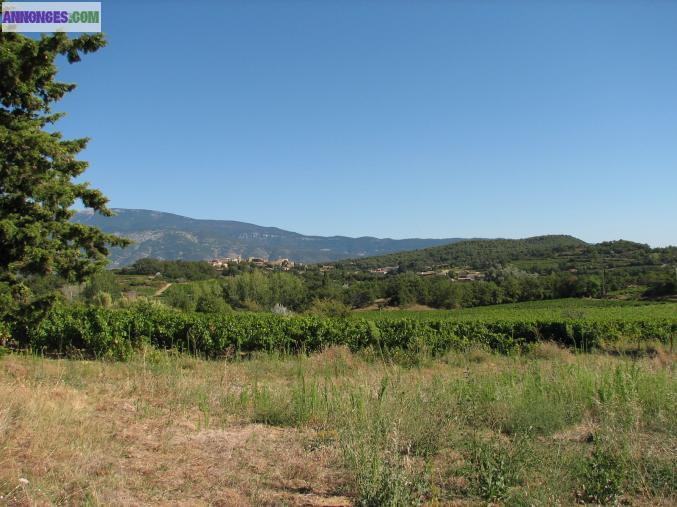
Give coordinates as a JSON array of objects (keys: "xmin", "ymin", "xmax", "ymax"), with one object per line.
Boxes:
[{"xmin": 73, "ymin": 209, "xmax": 465, "ymax": 267}]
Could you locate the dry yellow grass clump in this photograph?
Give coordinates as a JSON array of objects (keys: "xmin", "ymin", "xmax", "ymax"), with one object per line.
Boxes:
[{"xmin": 0, "ymin": 346, "xmax": 675, "ymax": 506}]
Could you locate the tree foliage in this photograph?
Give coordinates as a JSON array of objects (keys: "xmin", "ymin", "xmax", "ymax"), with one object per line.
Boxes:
[
  {"xmin": 82, "ymin": 270, "xmax": 122, "ymax": 302},
  {"xmin": 0, "ymin": 27, "xmax": 128, "ymax": 334},
  {"xmin": 119, "ymin": 258, "xmax": 218, "ymax": 281}
]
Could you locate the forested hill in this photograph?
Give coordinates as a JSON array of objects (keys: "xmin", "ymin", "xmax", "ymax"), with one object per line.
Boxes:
[{"xmin": 335, "ymin": 235, "xmax": 677, "ymax": 272}]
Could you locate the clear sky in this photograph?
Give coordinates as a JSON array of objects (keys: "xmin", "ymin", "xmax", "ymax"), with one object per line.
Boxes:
[{"xmin": 56, "ymin": 0, "xmax": 677, "ymax": 246}]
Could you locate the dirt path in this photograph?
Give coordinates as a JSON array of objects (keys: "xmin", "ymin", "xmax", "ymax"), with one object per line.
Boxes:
[{"xmin": 154, "ymin": 283, "xmax": 172, "ymax": 296}]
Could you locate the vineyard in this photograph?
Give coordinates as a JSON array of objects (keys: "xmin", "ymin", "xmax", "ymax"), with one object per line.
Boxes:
[
  {"xmin": 358, "ymin": 298, "xmax": 677, "ymax": 321},
  {"xmin": 23, "ymin": 300, "xmax": 677, "ymax": 360}
]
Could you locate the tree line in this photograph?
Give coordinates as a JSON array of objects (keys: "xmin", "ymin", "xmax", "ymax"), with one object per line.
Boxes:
[{"xmin": 80, "ymin": 260, "xmax": 677, "ymax": 315}]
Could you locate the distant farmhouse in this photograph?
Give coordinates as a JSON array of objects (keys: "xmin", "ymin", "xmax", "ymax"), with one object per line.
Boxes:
[
  {"xmin": 369, "ymin": 266, "xmax": 399, "ymax": 275},
  {"xmin": 455, "ymin": 270, "xmax": 485, "ymax": 282}
]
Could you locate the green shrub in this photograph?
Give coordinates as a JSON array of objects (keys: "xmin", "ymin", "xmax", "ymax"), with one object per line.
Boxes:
[
  {"xmin": 351, "ymin": 450, "xmax": 426, "ymax": 507},
  {"xmin": 82, "ymin": 271, "xmax": 121, "ymax": 301},
  {"xmin": 195, "ymin": 294, "xmax": 230, "ymax": 314},
  {"xmin": 0, "ymin": 320, "xmax": 11, "ymax": 346},
  {"xmin": 577, "ymin": 439, "xmax": 628, "ymax": 505},
  {"xmin": 93, "ymin": 291, "xmax": 113, "ymax": 308},
  {"xmin": 307, "ymin": 299, "xmax": 351, "ymax": 318},
  {"xmin": 467, "ymin": 436, "xmax": 529, "ymax": 502}
]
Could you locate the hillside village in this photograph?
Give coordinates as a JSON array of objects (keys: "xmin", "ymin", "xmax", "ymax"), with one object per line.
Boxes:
[{"xmin": 208, "ymin": 256, "xmax": 296, "ymax": 271}]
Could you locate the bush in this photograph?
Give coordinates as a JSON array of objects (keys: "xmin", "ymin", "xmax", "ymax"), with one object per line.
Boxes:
[
  {"xmin": 351, "ymin": 450, "xmax": 426, "ymax": 507},
  {"xmin": 82, "ymin": 271, "xmax": 121, "ymax": 301},
  {"xmin": 195, "ymin": 294, "xmax": 230, "ymax": 314},
  {"xmin": 307, "ymin": 299, "xmax": 351, "ymax": 318},
  {"xmin": 93, "ymin": 291, "xmax": 113, "ymax": 308},
  {"xmin": 577, "ymin": 439, "xmax": 628, "ymax": 505},
  {"xmin": 467, "ymin": 436, "xmax": 529, "ymax": 502},
  {"xmin": 0, "ymin": 320, "xmax": 11, "ymax": 346}
]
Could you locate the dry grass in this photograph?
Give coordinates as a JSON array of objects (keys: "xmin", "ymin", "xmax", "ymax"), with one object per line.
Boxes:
[
  {"xmin": 0, "ymin": 354, "xmax": 350, "ymax": 506},
  {"xmin": 0, "ymin": 346, "xmax": 675, "ymax": 506},
  {"xmin": 527, "ymin": 341, "xmax": 575, "ymax": 362}
]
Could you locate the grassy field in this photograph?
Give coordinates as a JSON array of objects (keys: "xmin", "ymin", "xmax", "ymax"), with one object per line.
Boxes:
[
  {"xmin": 115, "ymin": 274, "xmax": 168, "ymax": 297},
  {"xmin": 358, "ymin": 298, "xmax": 677, "ymax": 322},
  {"xmin": 1, "ymin": 345, "xmax": 675, "ymax": 505}
]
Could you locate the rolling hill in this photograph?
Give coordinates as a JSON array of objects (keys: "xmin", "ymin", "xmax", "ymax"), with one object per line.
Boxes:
[
  {"xmin": 336, "ymin": 235, "xmax": 588, "ymax": 269},
  {"xmin": 73, "ymin": 209, "xmax": 465, "ymax": 267},
  {"xmin": 335, "ymin": 235, "xmax": 677, "ymax": 273}
]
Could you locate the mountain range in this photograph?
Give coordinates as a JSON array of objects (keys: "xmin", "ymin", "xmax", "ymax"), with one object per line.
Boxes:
[{"xmin": 73, "ymin": 209, "xmax": 464, "ymax": 267}]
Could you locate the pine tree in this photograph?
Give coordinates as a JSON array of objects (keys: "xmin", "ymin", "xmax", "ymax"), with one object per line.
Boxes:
[{"xmin": 0, "ymin": 25, "xmax": 129, "ymax": 338}]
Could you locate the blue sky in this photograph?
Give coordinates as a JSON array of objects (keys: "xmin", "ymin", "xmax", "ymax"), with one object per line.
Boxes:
[{"xmin": 57, "ymin": 1, "xmax": 677, "ymax": 246}]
